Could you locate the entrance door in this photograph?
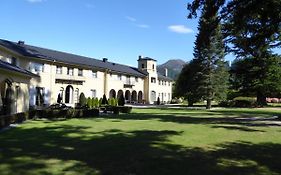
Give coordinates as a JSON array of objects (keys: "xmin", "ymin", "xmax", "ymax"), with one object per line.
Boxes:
[{"xmin": 65, "ymin": 85, "xmax": 74, "ymax": 104}]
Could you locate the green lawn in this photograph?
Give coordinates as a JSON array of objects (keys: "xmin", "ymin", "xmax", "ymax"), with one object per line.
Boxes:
[{"xmin": 1, "ymin": 108, "xmax": 281, "ymax": 175}]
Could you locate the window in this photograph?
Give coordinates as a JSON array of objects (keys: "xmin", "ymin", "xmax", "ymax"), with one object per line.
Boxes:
[
  {"xmin": 92, "ymin": 70, "xmax": 97, "ymax": 78},
  {"xmin": 110, "ymin": 73, "xmax": 112, "ymax": 77},
  {"xmin": 162, "ymin": 81, "xmax": 164, "ymax": 85},
  {"xmin": 151, "ymin": 91, "xmax": 156, "ymax": 102},
  {"xmin": 168, "ymin": 82, "xmax": 170, "ymax": 86},
  {"xmin": 118, "ymin": 74, "xmax": 122, "ymax": 80},
  {"xmin": 30, "ymin": 62, "xmax": 44, "ymax": 73},
  {"xmin": 74, "ymin": 89, "xmax": 79, "ymax": 103},
  {"xmin": 164, "ymin": 81, "xmax": 167, "ymax": 85},
  {"xmin": 78, "ymin": 69, "xmax": 83, "ymax": 76},
  {"xmin": 91, "ymin": 89, "xmax": 96, "ymax": 98},
  {"xmin": 35, "ymin": 87, "xmax": 44, "ymax": 106},
  {"xmin": 151, "ymin": 77, "xmax": 156, "ymax": 83},
  {"xmin": 126, "ymin": 76, "xmax": 131, "ymax": 84},
  {"xmin": 158, "ymin": 80, "xmax": 161, "ymax": 85},
  {"xmin": 56, "ymin": 66, "xmax": 62, "ymax": 74},
  {"xmin": 142, "ymin": 64, "xmax": 144, "ymax": 68},
  {"xmin": 67, "ymin": 67, "xmax": 74, "ymax": 76},
  {"xmin": 135, "ymin": 77, "xmax": 138, "ymax": 82},
  {"xmin": 152, "ymin": 64, "xmax": 155, "ymax": 70}
]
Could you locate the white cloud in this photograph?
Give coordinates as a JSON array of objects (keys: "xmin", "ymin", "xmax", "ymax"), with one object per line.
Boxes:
[
  {"xmin": 126, "ymin": 16, "xmax": 150, "ymax": 29},
  {"xmin": 26, "ymin": 0, "xmax": 44, "ymax": 3},
  {"xmin": 136, "ymin": 24, "xmax": 150, "ymax": 28},
  {"xmin": 125, "ymin": 16, "xmax": 137, "ymax": 22},
  {"xmin": 168, "ymin": 25, "xmax": 194, "ymax": 34}
]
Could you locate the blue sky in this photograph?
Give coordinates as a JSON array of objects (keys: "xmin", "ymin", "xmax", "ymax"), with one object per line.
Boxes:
[
  {"xmin": 1, "ymin": 0, "xmax": 279, "ymax": 67},
  {"xmin": 1, "ymin": 0, "xmax": 200, "ymax": 66}
]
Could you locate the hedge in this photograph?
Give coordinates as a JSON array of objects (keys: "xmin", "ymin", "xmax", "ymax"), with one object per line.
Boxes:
[{"xmin": 0, "ymin": 108, "xmax": 99, "ymax": 130}]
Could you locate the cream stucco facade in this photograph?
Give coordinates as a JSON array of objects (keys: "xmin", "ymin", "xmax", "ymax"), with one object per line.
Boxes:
[{"xmin": 0, "ymin": 40, "xmax": 173, "ymax": 112}]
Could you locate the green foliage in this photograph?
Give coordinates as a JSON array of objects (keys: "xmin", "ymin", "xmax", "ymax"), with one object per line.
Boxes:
[
  {"xmin": 188, "ymin": 0, "xmax": 281, "ymax": 106},
  {"xmin": 118, "ymin": 94, "xmax": 125, "ymax": 106},
  {"xmin": 157, "ymin": 97, "xmax": 160, "ymax": 105},
  {"xmin": 99, "ymin": 98, "xmax": 103, "ymax": 106},
  {"xmin": 108, "ymin": 98, "xmax": 117, "ymax": 106},
  {"xmin": 186, "ymin": 0, "xmax": 229, "ymax": 109},
  {"xmin": 231, "ymin": 56, "xmax": 281, "ymax": 105},
  {"xmin": 219, "ymin": 97, "xmax": 257, "ymax": 108},
  {"xmin": 79, "ymin": 93, "xmax": 86, "ymax": 107},
  {"xmin": 87, "ymin": 97, "xmax": 92, "ymax": 109},
  {"xmin": 175, "ymin": 59, "xmax": 204, "ymax": 106},
  {"xmin": 101, "ymin": 94, "xmax": 108, "ymax": 105}
]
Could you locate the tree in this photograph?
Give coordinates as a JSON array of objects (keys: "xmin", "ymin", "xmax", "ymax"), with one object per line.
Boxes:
[
  {"xmin": 188, "ymin": 0, "xmax": 281, "ymax": 106},
  {"xmin": 87, "ymin": 97, "xmax": 92, "ymax": 109},
  {"xmin": 231, "ymin": 55, "xmax": 281, "ymax": 101},
  {"xmin": 175, "ymin": 59, "xmax": 203, "ymax": 106},
  {"xmin": 157, "ymin": 97, "xmax": 160, "ymax": 105},
  {"xmin": 79, "ymin": 93, "xmax": 86, "ymax": 107},
  {"xmin": 101, "ymin": 94, "xmax": 108, "ymax": 105},
  {"xmin": 222, "ymin": 0, "xmax": 281, "ymax": 105},
  {"xmin": 57, "ymin": 94, "xmax": 62, "ymax": 104},
  {"xmin": 188, "ymin": 0, "xmax": 229, "ymax": 109},
  {"xmin": 118, "ymin": 94, "xmax": 125, "ymax": 106}
]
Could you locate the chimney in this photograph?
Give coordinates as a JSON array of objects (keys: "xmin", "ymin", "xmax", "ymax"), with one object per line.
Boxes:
[
  {"xmin": 18, "ymin": 40, "xmax": 25, "ymax": 45},
  {"xmin": 164, "ymin": 68, "xmax": 168, "ymax": 77},
  {"xmin": 138, "ymin": 55, "xmax": 142, "ymax": 60},
  {"xmin": 102, "ymin": 58, "xmax": 108, "ymax": 62}
]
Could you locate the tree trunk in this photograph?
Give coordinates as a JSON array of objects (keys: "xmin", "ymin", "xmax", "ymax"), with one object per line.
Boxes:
[
  {"xmin": 257, "ymin": 91, "xmax": 267, "ymax": 106},
  {"xmin": 206, "ymin": 99, "xmax": 212, "ymax": 109}
]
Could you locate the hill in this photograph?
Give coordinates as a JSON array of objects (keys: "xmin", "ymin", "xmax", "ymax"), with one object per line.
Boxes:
[{"xmin": 157, "ymin": 59, "xmax": 186, "ymax": 80}]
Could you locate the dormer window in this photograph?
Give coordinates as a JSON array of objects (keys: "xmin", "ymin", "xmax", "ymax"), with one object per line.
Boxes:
[
  {"xmin": 78, "ymin": 69, "xmax": 83, "ymax": 76},
  {"xmin": 56, "ymin": 66, "xmax": 62, "ymax": 74},
  {"xmin": 67, "ymin": 67, "xmax": 74, "ymax": 76},
  {"xmin": 92, "ymin": 70, "xmax": 97, "ymax": 78}
]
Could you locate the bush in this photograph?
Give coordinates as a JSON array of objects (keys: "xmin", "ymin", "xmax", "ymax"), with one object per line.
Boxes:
[
  {"xmin": 157, "ymin": 97, "xmax": 160, "ymax": 105},
  {"xmin": 118, "ymin": 94, "xmax": 125, "ymax": 106},
  {"xmin": 87, "ymin": 97, "xmax": 92, "ymax": 109},
  {"xmin": 218, "ymin": 97, "xmax": 257, "ymax": 108},
  {"xmin": 118, "ymin": 106, "xmax": 132, "ymax": 113},
  {"xmin": 99, "ymin": 98, "xmax": 103, "ymax": 106},
  {"xmin": 102, "ymin": 94, "xmax": 108, "ymax": 105},
  {"xmin": 0, "ymin": 112, "xmax": 29, "ymax": 129},
  {"xmin": 79, "ymin": 93, "xmax": 87, "ymax": 107}
]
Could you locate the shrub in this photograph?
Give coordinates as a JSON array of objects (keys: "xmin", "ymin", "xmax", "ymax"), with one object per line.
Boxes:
[
  {"xmin": 157, "ymin": 97, "xmax": 160, "ymax": 105},
  {"xmin": 118, "ymin": 106, "xmax": 132, "ymax": 113},
  {"xmin": 218, "ymin": 97, "xmax": 257, "ymax": 108},
  {"xmin": 79, "ymin": 93, "xmax": 87, "ymax": 107},
  {"xmin": 99, "ymin": 98, "xmax": 103, "ymax": 106},
  {"xmin": 102, "ymin": 94, "xmax": 108, "ymax": 105},
  {"xmin": 87, "ymin": 97, "xmax": 92, "ymax": 109},
  {"xmin": 118, "ymin": 94, "xmax": 125, "ymax": 106}
]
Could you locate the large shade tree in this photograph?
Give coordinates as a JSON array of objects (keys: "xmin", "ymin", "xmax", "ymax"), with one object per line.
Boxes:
[
  {"xmin": 186, "ymin": 0, "xmax": 229, "ymax": 109},
  {"xmin": 188, "ymin": 0, "xmax": 281, "ymax": 105}
]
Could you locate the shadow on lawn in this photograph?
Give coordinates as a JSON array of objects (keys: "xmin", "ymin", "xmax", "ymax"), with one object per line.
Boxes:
[
  {"xmin": 99, "ymin": 112, "xmax": 280, "ymax": 129},
  {"xmin": 0, "ymin": 125, "xmax": 281, "ymax": 175}
]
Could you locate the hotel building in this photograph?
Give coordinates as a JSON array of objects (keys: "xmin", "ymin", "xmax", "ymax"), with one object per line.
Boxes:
[{"xmin": 0, "ymin": 39, "xmax": 173, "ymax": 114}]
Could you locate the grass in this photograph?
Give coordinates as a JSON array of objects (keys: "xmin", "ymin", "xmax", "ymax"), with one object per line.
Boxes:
[{"xmin": 1, "ymin": 108, "xmax": 281, "ymax": 175}]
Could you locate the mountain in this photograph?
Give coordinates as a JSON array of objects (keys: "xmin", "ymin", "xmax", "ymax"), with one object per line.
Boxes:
[{"xmin": 157, "ymin": 59, "xmax": 186, "ymax": 80}]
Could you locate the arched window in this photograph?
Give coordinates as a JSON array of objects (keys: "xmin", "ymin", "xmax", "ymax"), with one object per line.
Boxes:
[{"xmin": 65, "ymin": 85, "xmax": 74, "ymax": 104}]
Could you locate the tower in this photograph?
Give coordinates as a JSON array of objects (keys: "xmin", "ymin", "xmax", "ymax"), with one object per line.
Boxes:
[{"xmin": 137, "ymin": 55, "xmax": 158, "ymax": 104}]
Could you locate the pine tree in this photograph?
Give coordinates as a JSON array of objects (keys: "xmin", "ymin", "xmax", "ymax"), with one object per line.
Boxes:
[{"xmin": 190, "ymin": 0, "xmax": 229, "ymax": 109}]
